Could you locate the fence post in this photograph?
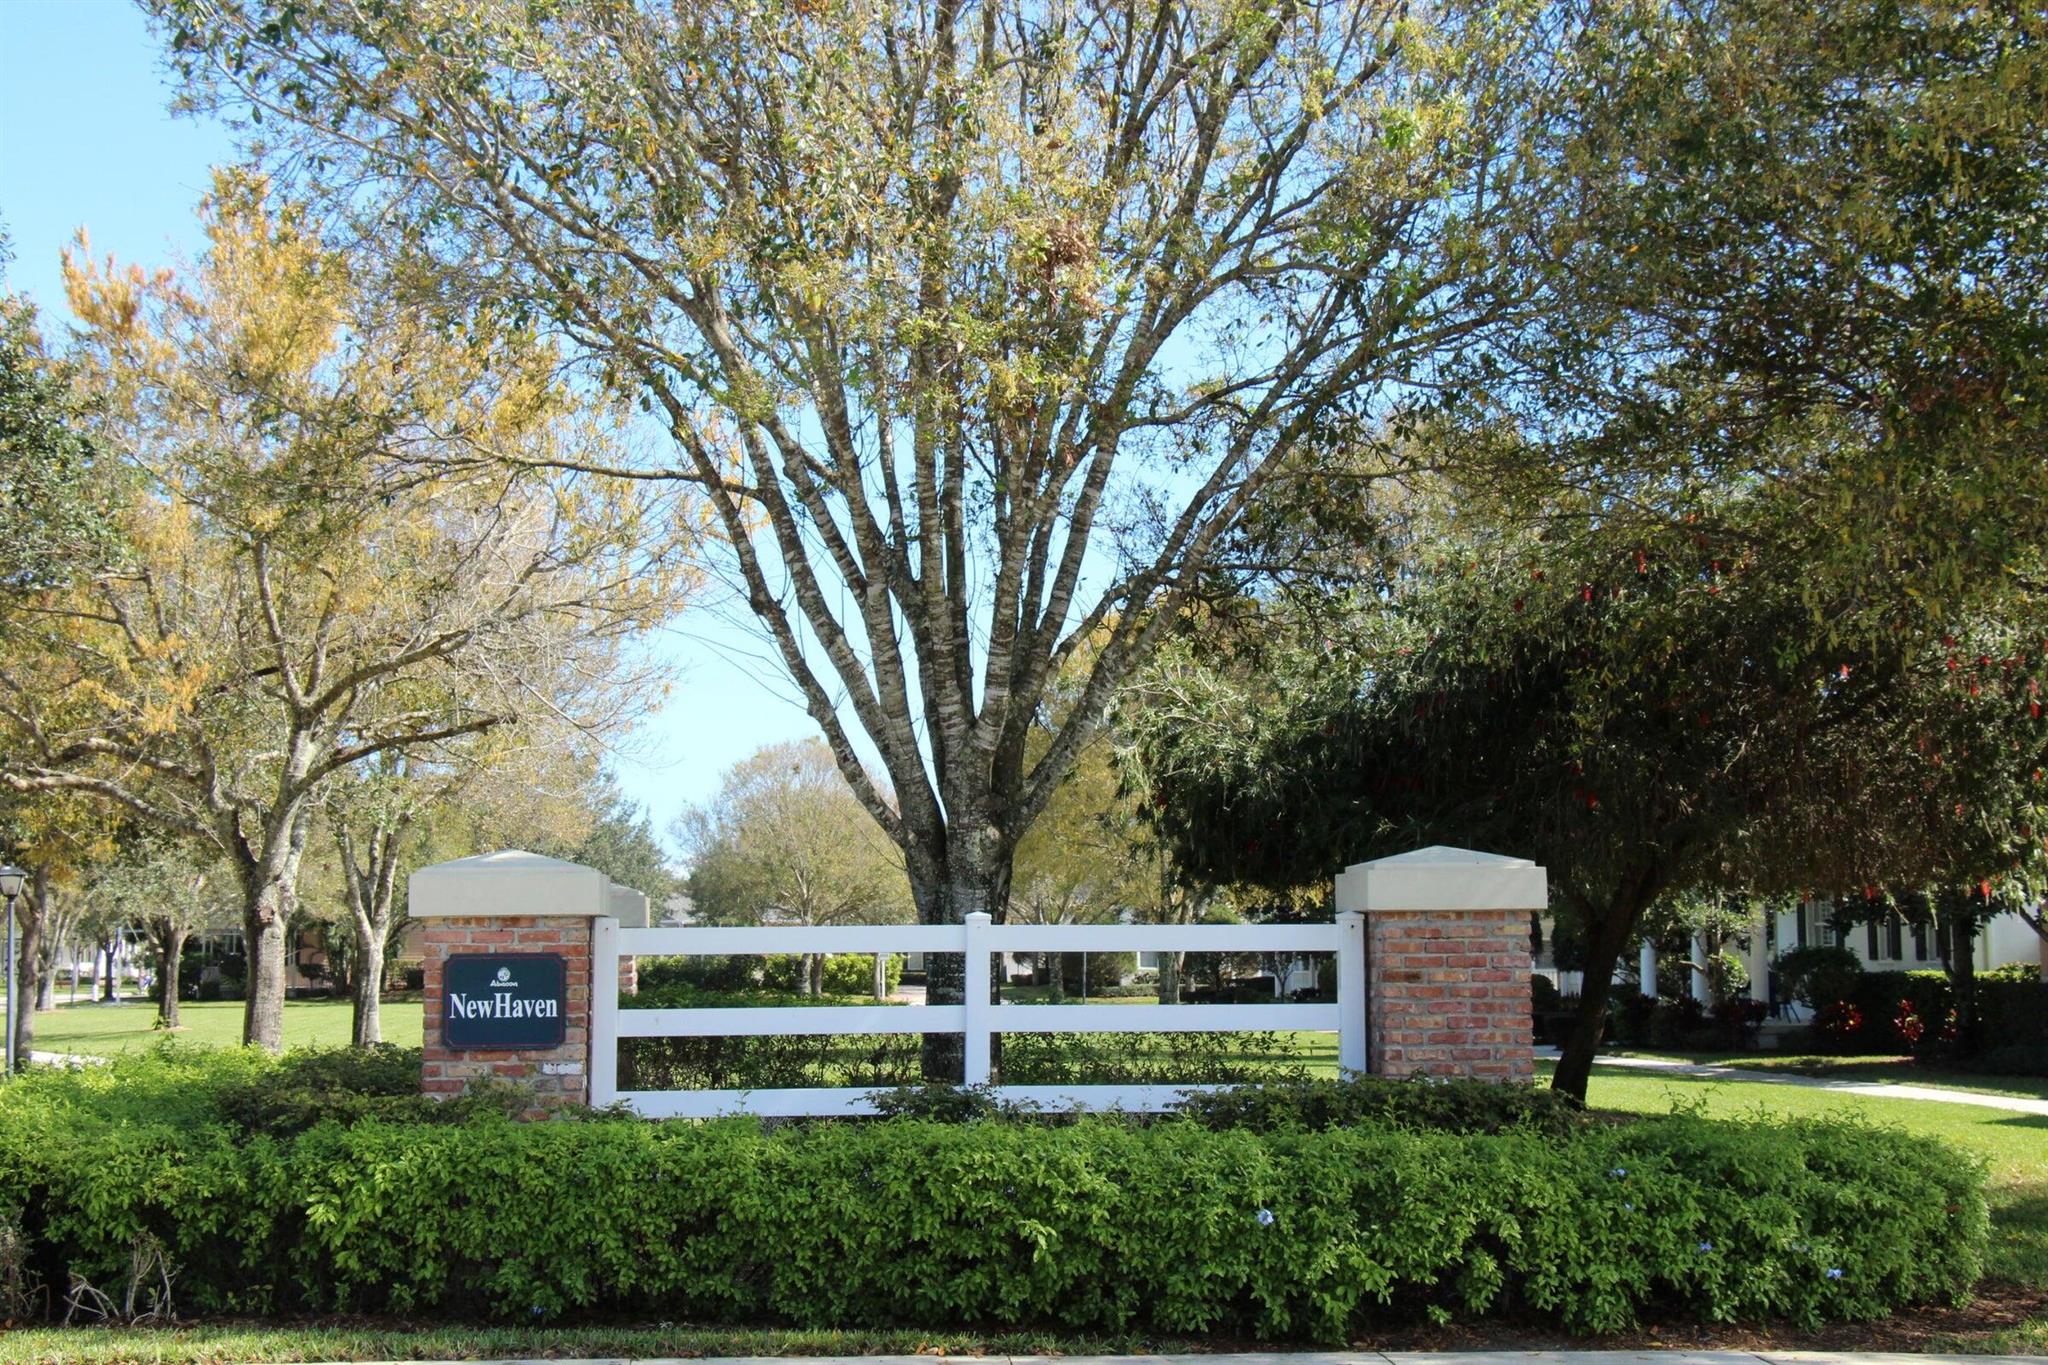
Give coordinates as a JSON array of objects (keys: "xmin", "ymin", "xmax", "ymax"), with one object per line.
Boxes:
[
  {"xmin": 1336, "ymin": 910, "xmax": 1367, "ymax": 1076},
  {"xmin": 590, "ymin": 914, "xmax": 620, "ymax": 1107},
  {"xmin": 963, "ymin": 911, "xmax": 992, "ymax": 1086}
]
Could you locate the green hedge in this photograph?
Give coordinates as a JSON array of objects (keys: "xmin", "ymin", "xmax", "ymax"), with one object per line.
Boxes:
[{"xmin": 0, "ymin": 1054, "xmax": 1987, "ymax": 1337}]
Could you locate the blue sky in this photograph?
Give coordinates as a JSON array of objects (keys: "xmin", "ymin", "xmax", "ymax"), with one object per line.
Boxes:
[{"xmin": 1, "ymin": 0, "xmax": 824, "ymax": 854}]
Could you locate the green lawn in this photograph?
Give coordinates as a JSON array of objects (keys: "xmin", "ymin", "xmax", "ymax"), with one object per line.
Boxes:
[
  {"xmin": 1605, "ymin": 1047, "xmax": 2048, "ymax": 1102},
  {"xmin": 8, "ymin": 997, "xmax": 424, "ymax": 1055}
]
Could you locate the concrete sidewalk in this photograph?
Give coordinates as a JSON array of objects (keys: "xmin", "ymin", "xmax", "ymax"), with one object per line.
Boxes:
[
  {"xmin": 331, "ymin": 1353, "xmax": 2040, "ymax": 1365},
  {"xmin": 1549, "ymin": 1049, "xmax": 2048, "ymax": 1117}
]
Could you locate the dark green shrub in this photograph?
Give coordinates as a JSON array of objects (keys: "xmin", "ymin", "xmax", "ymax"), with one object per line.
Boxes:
[
  {"xmin": 1058, "ymin": 950, "xmax": 1137, "ymax": 994},
  {"xmin": 0, "ymin": 1063, "xmax": 1988, "ymax": 1336},
  {"xmin": 1172, "ymin": 1075, "xmax": 1584, "ymax": 1137},
  {"xmin": 999, "ymin": 1030, "xmax": 1301, "ymax": 1085},
  {"xmin": 1775, "ymin": 945, "xmax": 1863, "ymax": 1012},
  {"xmin": 636, "ymin": 954, "xmax": 761, "ymax": 994},
  {"xmin": 622, "ymin": 1033, "xmax": 925, "ymax": 1090},
  {"xmin": 868, "ymin": 1084, "xmax": 1045, "ymax": 1122}
]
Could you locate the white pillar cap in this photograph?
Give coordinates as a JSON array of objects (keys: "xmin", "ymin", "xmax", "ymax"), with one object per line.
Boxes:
[
  {"xmin": 410, "ymin": 849, "xmax": 615, "ymax": 919},
  {"xmin": 1335, "ymin": 845, "xmax": 1548, "ymax": 913}
]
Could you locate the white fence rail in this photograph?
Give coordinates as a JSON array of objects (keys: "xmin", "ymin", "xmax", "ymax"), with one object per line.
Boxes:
[{"xmin": 591, "ymin": 911, "xmax": 1367, "ymax": 1118}]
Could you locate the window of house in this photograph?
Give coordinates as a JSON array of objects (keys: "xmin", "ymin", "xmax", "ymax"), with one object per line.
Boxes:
[
  {"xmin": 1886, "ymin": 919, "xmax": 1903, "ymax": 961},
  {"xmin": 1913, "ymin": 924, "xmax": 1929, "ymax": 961},
  {"xmin": 1866, "ymin": 922, "xmax": 1881, "ymax": 958}
]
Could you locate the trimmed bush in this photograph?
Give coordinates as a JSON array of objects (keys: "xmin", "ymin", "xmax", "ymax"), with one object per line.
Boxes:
[
  {"xmin": 0, "ymin": 1053, "xmax": 1987, "ymax": 1337},
  {"xmin": 1172, "ymin": 1075, "xmax": 1585, "ymax": 1137}
]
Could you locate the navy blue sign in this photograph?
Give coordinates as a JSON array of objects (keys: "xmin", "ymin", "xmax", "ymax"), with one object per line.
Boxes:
[{"xmin": 442, "ymin": 953, "xmax": 568, "ymax": 1050}]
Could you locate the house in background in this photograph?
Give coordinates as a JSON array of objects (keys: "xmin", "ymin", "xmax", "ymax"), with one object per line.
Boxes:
[{"xmin": 1534, "ymin": 901, "xmax": 2047, "ymax": 1019}]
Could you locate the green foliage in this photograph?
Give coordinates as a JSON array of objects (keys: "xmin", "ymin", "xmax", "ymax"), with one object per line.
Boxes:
[
  {"xmin": 0, "ymin": 1051, "xmax": 1989, "ymax": 1335},
  {"xmin": 630, "ymin": 954, "xmax": 904, "ymax": 1005},
  {"xmin": 1171, "ymin": 1076, "xmax": 1585, "ymax": 1139},
  {"xmin": 543, "ymin": 777, "xmax": 680, "ymax": 904},
  {"xmin": 0, "ymin": 298, "xmax": 124, "ymax": 593},
  {"xmin": 1774, "ymin": 946, "xmax": 1866, "ymax": 1012},
  {"xmin": 1057, "ymin": 951, "xmax": 1137, "ymax": 995},
  {"xmin": 998, "ymin": 1032, "xmax": 1302, "ymax": 1087}
]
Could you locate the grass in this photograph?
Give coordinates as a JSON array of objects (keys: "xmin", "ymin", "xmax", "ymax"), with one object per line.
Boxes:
[
  {"xmin": 0, "ymin": 1323, "xmax": 1165, "ymax": 1365},
  {"xmin": 1604, "ymin": 1047, "xmax": 2048, "ymax": 1101},
  {"xmin": 7, "ymin": 996, "xmax": 424, "ymax": 1056}
]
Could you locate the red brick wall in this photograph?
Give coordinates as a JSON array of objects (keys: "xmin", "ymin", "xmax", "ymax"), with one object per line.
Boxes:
[
  {"xmin": 1365, "ymin": 908, "xmax": 1532, "ymax": 1082},
  {"xmin": 420, "ymin": 916, "xmax": 592, "ymax": 1114},
  {"xmin": 619, "ymin": 955, "xmax": 638, "ymax": 996}
]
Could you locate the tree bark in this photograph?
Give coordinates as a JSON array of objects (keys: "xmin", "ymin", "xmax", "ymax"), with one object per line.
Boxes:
[
  {"xmin": 243, "ymin": 901, "xmax": 287, "ymax": 1045},
  {"xmin": 154, "ymin": 922, "xmax": 188, "ymax": 1030},
  {"xmin": 1948, "ymin": 912, "xmax": 1981, "ymax": 1054},
  {"xmin": 872, "ymin": 952, "xmax": 888, "ymax": 1001},
  {"xmin": 337, "ymin": 818, "xmax": 405, "ymax": 1048},
  {"xmin": 353, "ymin": 935, "xmax": 385, "ymax": 1047},
  {"xmin": 1551, "ymin": 901, "xmax": 1639, "ymax": 1103},
  {"xmin": 9, "ymin": 869, "xmax": 49, "ymax": 1070},
  {"xmin": 916, "ymin": 849, "xmax": 1012, "ymax": 1081},
  {"xmin": 240, "ymin": 805, "xmax": 311, "ymax": 1051}
]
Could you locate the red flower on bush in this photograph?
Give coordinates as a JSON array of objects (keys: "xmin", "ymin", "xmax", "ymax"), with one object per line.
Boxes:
[
  {"xmin": 1815, "ymin": 1001, "xmax": 1863, "ymax": 1046},
  {"xmin": 1896, "ymin": 999, "xmax": 1926, "ymax": 1046}
]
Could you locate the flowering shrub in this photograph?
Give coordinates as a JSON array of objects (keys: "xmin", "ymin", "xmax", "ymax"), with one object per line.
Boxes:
[{"xmin": 1813, "ymin": 1001, "xmax": 1864, "ymax": 1050}]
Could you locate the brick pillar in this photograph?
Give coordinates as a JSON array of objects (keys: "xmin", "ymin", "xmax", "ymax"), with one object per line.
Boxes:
[
  {"xmin": 419, "ymin": 916, "xmax": 593, "ymax": 1113},
  {"xmin": 1335, "ymin": 846, "xmax": 1545, "ymax": 1083},
  {"xmin": 410, "ymin": 850, "xmax": 625, "ymax": 1117}
]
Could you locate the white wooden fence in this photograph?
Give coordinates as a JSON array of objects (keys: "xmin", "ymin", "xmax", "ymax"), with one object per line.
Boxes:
[{"xmin": 591, "ymin": 911, "xmax": 1367, "ymax": 1117}]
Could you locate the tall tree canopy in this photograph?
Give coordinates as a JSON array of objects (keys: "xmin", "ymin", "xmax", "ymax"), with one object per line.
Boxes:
[
  {"xmin": 152, "ymin": 0, "xmax": 1616, "ymax": 1070},
  {"xmin": 0, "ymin": 175, "xmax": 697, "ymax": 1048}
]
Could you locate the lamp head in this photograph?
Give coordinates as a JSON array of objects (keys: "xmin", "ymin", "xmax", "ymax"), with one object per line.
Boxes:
[{"xmin": 0, "ymin": 865, "xmax": 25, "ymax": 900}]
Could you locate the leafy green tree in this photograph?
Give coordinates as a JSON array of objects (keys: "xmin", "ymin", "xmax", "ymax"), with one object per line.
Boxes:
[
  {"xmin": 83, "ymin": 829, "xmax": 234, "ymax": 1030},
  {"xmin": 680, "ymin": 741, "xmax": 912, "ymax": 998},
  {"xmin": 549, "ymin": 775, "xmax": 682, "ymax": 908},
  {"xmin": 0, "ymin": 263, "xmax": 123, "ymax": 594},
  {"xmin": 1131, "ymin": 497, "xmax": 2048, "ymax": 1098},
  {"xmin": 0, "ymin": 175, "xmax": 693, "ymax": 1049},
  {"xmin": 151, "ymin": 0, "xmax": 1620, "ymax": 1073}
]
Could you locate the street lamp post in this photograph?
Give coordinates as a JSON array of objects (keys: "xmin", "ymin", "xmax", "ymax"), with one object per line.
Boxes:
[{"xmin": 0, "ymin": 864, "xmax": 26, "ymax": 1078}]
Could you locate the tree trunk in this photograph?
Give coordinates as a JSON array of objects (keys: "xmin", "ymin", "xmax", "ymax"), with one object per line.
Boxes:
[
  {"xmin": 32, "ymin": 890, "xmax": 65, "ymax": 1012},
  {"xmin": 240, "ymin": 868, "xmax": 294, "ymax": 1049},
  {"xmin": 1948, "ymin": 912, "xmax": 1981, "ymax": 1054},
  {"xmin": 353, "ymin": 935, "xmax": 385, "ymax": 1046},
  {"xmin": 240, "ymin": 808, "xmax": 311, "ymax": 1051},
  {"xmin": 872, "ymin": 952, "xmax": 888, "ymax": 1001},
  {"xmin": 337, "ymin": 814, "xmax": 407, "ymax": 1048},
  {"xmin": 1160, "ymin": 951, "xmax": 1182, "ymax": 1004},
  {"xmin": 1551, "ymin": 904, "xmax": 1637, "ymax": 1103},
  {"xmin": 10, "ymin": 869, "xmax": 49, "ymax": 1070},
  {"xmin": 100, "ymin": 937, "xmax": 118, "ymax": 1001},
  {"xmin": 155, "ymin": 922, "xmax": 188, "ymax": 1030},
  {"xmin": 915, "ymin": 845, "xmax": 1013, "ymax": 1082}
]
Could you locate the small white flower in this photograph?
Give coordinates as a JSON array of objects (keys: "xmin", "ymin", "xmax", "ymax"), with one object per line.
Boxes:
[{"xmin": 1256, "ymin": 1207, "xmax": 1277, "ymax": 1227}]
